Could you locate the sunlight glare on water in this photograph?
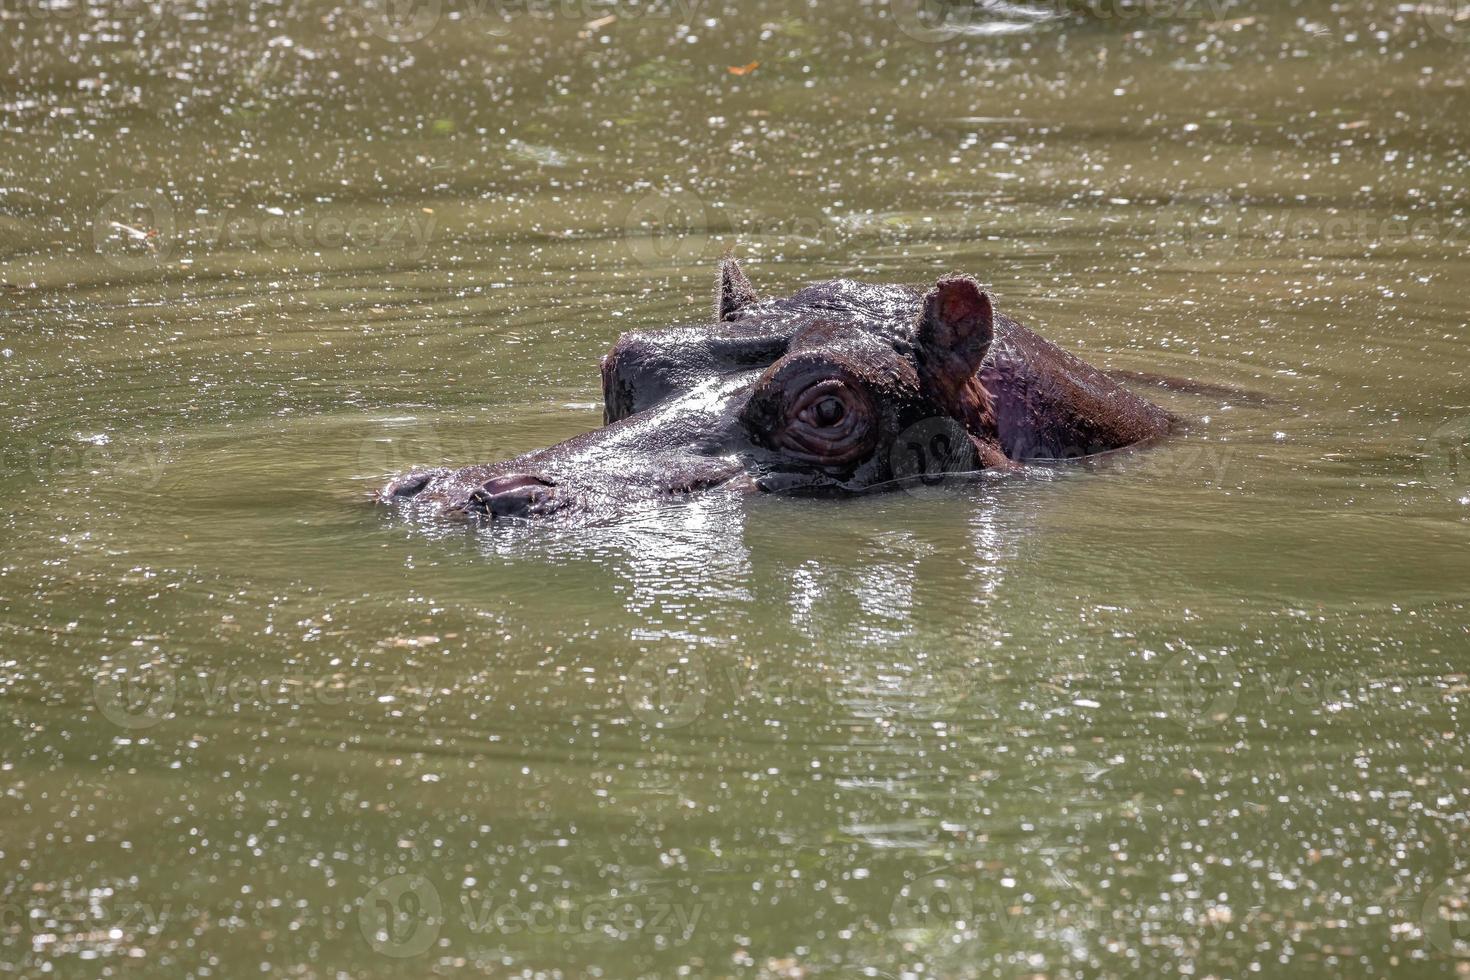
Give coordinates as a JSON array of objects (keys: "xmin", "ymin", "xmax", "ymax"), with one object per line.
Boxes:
[{"xmin": 2, "ymin": 0, "xmax": 1470, "ymax": 976}]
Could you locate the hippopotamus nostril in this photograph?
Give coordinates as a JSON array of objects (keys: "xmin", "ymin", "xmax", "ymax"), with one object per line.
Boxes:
[
  {"xmin": 466, "ymin": 473, "xmax": 559, "ymax": 518},
  {"xmin": 381, "ymin": 468, "xmax": 448, "ymax": 500}
]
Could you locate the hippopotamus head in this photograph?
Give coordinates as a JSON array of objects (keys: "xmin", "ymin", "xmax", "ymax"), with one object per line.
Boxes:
[{"xmin": 378, "ymin": 259, "xmax": 1172, "ymax": 523}]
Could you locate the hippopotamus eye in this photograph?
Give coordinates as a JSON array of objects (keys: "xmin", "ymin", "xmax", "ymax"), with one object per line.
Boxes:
[
  {"xmin": 776, "ymin": 378, "xmax": 875, "ymax": 467},
  {"xmin": 810, "ymin": 396, "xmax": 846, "ymax": 427},
  {"xmin": 741, "ymin": 354, "xmax": 881, "ymax": 470}
]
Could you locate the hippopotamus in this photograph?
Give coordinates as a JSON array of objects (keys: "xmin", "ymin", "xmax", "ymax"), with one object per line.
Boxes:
[{"xmin": 378, "ymin": 260, "xmax": 1174, "ymax": 522}]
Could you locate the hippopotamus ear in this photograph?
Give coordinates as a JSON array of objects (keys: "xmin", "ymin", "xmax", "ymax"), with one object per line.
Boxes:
[
  {"xmin": 916, "ymin": 275, "xmax": 994, "ymax": 390},
  {"xmin": 718, "ymin": 256, "xmax": 759, "ymax": 321}
]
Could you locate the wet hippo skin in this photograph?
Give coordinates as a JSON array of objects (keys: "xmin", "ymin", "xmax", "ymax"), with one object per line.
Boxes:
[{"xmin": 379, "ymin": 259, "xmax": 1175, "ymax": 523}]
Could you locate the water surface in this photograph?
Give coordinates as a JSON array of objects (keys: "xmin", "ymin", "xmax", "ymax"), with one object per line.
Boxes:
[{"xmin": 3, "ymin": 0, "xmax": 1470, "ymax": 976}]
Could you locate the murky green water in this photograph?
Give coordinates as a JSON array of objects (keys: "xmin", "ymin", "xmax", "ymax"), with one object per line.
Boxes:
[{"xmin": 3, "ymin": 0, "xmax": 1470, "ymax": 975}]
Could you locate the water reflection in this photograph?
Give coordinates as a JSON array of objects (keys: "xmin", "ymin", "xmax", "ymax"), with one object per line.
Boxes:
[{"xmin": 7, "ymin": 0, "xmax": 1470, "ymax": 974}]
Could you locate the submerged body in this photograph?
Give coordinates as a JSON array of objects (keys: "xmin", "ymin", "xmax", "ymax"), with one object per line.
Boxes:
[{"xmin": 380, "ymin": 261, "xmax": 1174, "ymax": 522}]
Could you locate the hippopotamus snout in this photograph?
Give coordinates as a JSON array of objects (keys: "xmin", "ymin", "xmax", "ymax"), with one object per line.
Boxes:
[
  {"xmin": 461, "ymin": 473, "xmax": 562, "ymax": 518},
  {"xmin": 382, "ymin": 468, "xmax": 566, "ymax": 518},
  {"xmin": 379, "ymin": 445, "xmax": 751, "ymax": 524}
]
